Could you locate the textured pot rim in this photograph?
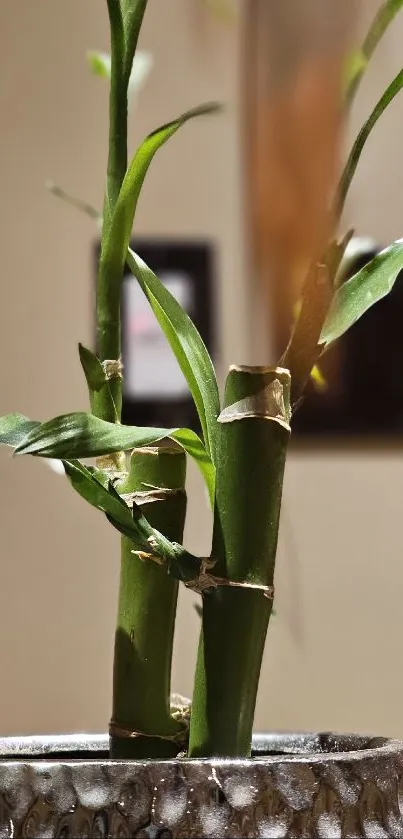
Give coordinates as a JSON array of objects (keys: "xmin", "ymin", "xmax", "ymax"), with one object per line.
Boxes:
[{"xmin": 0, "ymin": 732, "xmax": 401, "ymax": 766}]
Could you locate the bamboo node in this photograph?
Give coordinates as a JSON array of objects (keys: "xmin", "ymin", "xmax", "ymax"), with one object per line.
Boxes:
[
  {"xmin": 218, "ymin": 379, "xmax": 291, "ymax": 429},
  {"xmin": 109, "ymin": 719, "xmax": 188, "ymax": 743},
  {"xmin": 186, "ymin": 560, "xmax": 275, "ymax": 599},
  {"xmin": 122, "ymin": 488, "xmax": 184, "ymax": 507},
  {"xmin": 102, "ymin": 358, "xmax": 123, "ymax": 380}
]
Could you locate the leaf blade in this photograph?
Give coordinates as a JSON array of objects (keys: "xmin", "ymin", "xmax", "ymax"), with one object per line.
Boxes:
[
  {"xmin": 120, "ymin": 0, "xmax": 149, "ymax": 81},
  {"xmin": 127, "ymin": 248, "xmax": 220, "ymax": 462},
  {"xmin": 14, "ymin": 412, "xmax": 215, "ymax": 505},
  {"xmin": 320, "ymin": 239, "xmax": 403, "ymax": 345},
  {"xmin": 101, "ymin": 103, "xmax": 221, "ymax": 297},
  {"xmin": 78, "ymin": 343, "xmax": 118, "ymax": 422},
  {"xmin": 0, "ymin": 414, "xmax": 40, "ymax": 448},
  {"xmin": 64, "ymin": 459, "xmax": 201, "ymax": 582},
  {"xmin": 346, "ymin": 1, "xmax": 403, "ymax": 105},
  {"xmin": 64, "ymin": 459, "xmax": 136, "ymax": 534},
  {"xmin": 343, "ymin": 50, "xmax": 367, "ymax": 99},
  {"xmin": 336, "ymin": 67, "xmax": 403, "ymax": 218},
  {"xmin": 87, "ymin": 50, "xmax": 111, "ymax": 79},
  {"xmin": 14, "ymin": 413, "xmax": 173, "ymax": 458}
]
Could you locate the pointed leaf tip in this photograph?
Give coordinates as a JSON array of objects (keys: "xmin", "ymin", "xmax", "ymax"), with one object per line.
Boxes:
[
  {"xmin": 321, "ymin": 239, "xmax": 403, "ymax": 345},
  {"xmin": 0, "ymin": 414, "xmax": 40, "ymax": 449},
  {"xmin": 127, "ymin": 249, "xmax": 220, "ymax": 467}
]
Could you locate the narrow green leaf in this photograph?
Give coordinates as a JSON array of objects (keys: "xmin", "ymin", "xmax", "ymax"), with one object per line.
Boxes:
[
  {"xmin": 320, "ymin": 239, "xmax": 403, "ymax": 345},
  {"xmin": 101, "ymin": 103, "xmax": 220, "ymax": 301},
  {"xmin": 119, "ymin": 104, "xmax": 220, "ymax": 242},
  {"xmin": 14, "ymin": 412, "xmax": 215, "ymax": 506},
  {"xmin": 343, "ymin": 50, "xmax": 367, "ymax": 99},
  {"xmin": 336, "ymin": 68, "xmax": 403, "ymax": 219},
  {"xmin": 87, "ymin": 51, "xmax": 111, "ymax": 79},
  {"xmin": 0, "ymin": 414, "xmax": 40, "ymax": 448},
  {"xmin": 78, "ymin": 344, "xmax": 107, "ymax": 392},
  {"xmin": 78, "ymin": 343, "xmax": 118, "ymax": 422},
  {"xmin": 14, "ymin": 413, "xmax": 172, "ymax": 458},
  {"xmin": 172, "ymin": 427, "xmax": 215, "ymax": 508},
  {"xmin": 64, "ymin": 459, "xmax": 139, "ymax": 536},
  {"xmin": 64, "ymin": 459, "xmax": 201, "ymax": 582},
  {"xmin": 346, "ymin": 1, "xmax": 403, "ymax": 105},
  {"xmin": 120, "ymin": 0, "xmax": 149, "ymax": 81},
  {"xmin": 364, "ymin": 0, "xmax": 403, "ymax": 57},
  {"xmin": 97, "ymin": 100, "xmax": 220, "ymax": 406},
  {"xmin": 127, "ymin": 248, "xmax": 220, "ymax": 462}
]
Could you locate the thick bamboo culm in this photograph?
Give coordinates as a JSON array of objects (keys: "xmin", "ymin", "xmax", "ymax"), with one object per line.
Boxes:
[
  {"xmin": 110, "ymin": 445, "xmax": 187, "ymax": 758},
  {"xmin": 189, "ymin": 366, "xmax": 291, "ymax": 757}
]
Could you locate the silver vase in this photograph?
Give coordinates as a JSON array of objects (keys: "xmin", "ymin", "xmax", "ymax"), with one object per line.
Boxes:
[{"xmin": 0, "ymin": 732, "xmax": 402, "ymax": 838}]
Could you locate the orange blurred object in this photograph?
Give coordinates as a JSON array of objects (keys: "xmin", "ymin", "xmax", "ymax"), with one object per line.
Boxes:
[{"xmin": 246, "ymin": 0, "xmax": 358, "ymax": 290}]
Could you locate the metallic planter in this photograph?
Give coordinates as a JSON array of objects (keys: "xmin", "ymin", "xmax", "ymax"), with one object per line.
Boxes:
[{"xmin": 0, "ymin": 733, "xmax": 403, "ymax": 838}]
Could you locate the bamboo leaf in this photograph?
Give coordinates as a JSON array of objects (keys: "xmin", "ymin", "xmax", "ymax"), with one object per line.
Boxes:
[
  {"xmin": 0, "ymin": 414, "xmax": 40, "ymax": 448},
  {"xmin": 64, "ymin": 459, "xmax": 201, "ymax": 581},
  {"xmin": 101, "ymin": 103, "xmax": 220, "ymax": 301},
  {"xmin": 343, "ymin": 50, "xmax": 367, "ymax": 98},
  {"xmin": 346, "ymin": 2, "xmax": 403, "ymax": 105},
  {"xmin": 120, "ymin": 0, "xmax": 149, "ymax": 80},
  {"xmin": 13, "ymin": 412, "xmax": 215, "ymax": 506},
  {"xmin": 363, "ymin": 0, "xmax": 403, "ymax": 55},
  {"xmin": 87, "ymin": 50, "xmax": 111, "ymax": 79},
  {"xmin": 127, "ymin": 248, "xmax": 220, "ymax": 463},
  {"xmin": 320, "ymin": 240, "xmax": 403, "ymax": 345},
  {"xmin": 14, "ymin": 412, "xmax": 185, "ymax": 457},
  {"xmin": 78, "ymin": 344, "xmax": 107, "ymax": 392},
  {"xmin": 78, "ymin": 343, "xmax": 118, "ymax": 422},
  {"xmin": 64, "ymin": 459, "xmax": 158, "ymax": 550},
  {"xmin": 336, "ymin": 68, "xmax": 403, "ymax": 219},
  {"xmin": 64, "ymin": 459, "xmax": 139, "ymax": 537}
]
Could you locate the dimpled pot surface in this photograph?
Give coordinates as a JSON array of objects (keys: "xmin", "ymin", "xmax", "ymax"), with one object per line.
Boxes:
[{"xmin": 0, "ymin": 733, "xmax": 402, "ymax": 837}]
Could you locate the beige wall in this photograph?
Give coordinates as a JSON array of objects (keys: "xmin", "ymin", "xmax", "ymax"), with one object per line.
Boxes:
[{"xmin": 1, "ymin": 0, "xmax": 403, "ymax": 738}]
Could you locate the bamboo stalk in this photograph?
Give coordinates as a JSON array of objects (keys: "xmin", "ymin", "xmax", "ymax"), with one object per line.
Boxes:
[
  {"xmin": 188, "ymin": 366, "xmax": 291, "ymax": 757},
  {"xmin": 111, "ymin": 444, "xmax": 188, "ymax": 758},
  {"xmin": 96, "ymin": 1, "xmax": 128, "ymax": 421},
  {"xmin": 97, "ymin": 0, "xmax": 149, "ymax": 422}
]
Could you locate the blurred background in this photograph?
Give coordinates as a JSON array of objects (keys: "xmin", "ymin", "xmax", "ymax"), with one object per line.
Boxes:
[{"xmin": 1, "ymin": 0, "xmax": 403, "ymax": 737}]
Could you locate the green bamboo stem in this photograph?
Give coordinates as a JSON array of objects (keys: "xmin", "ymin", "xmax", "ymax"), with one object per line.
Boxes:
[
  {"xmin": 96, "ymin": 2, "xmax": 149, "ymax": 439},
  {"xmin": 111, "ymin": 444, "xmax": 188, "ymax": 758},
  {"xmin": 122, "ymin": 0, "xmax": 149, "ymax": 83},
  {"xmin": 97, "ymin": 0, "xmax": 145, "ymax": 420},
  {"xmin": 188, "ymin": 366, "xmax": 291, "ymax": 757}
]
